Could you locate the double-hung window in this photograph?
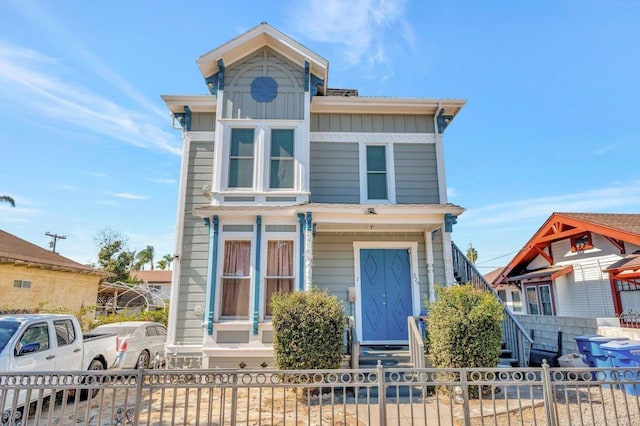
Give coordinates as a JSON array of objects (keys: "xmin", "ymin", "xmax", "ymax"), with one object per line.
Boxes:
[
  {"xmin": 228, "ymin": 129, "xmax": 255, "ymax": 189},
  {"xmin": 220, "ymin": 240, "xmax": 252, "ymax": 318},
  {"xmin": 366, "ymin": 145, "xmax": 388, "ymax": 200},
  {"xmin": 270, "ymin": 129, "xmax": 295, "ymax": 189},
  {"xmin": 525, "ymin": 284, "xmax": 554, "ymax": 315},
  {"xmin": 264, "ymin": 240, "xmax": 294, "ymax": 316}
]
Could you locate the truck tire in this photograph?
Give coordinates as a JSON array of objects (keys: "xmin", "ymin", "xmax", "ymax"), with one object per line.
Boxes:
[{"xmin": 68, "ymin": 359, "xmax": 104, "ymax": 401}]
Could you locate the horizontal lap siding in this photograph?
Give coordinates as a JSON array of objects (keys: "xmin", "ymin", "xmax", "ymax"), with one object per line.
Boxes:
[
  {"xmin": 310, "ymin": 142, "xmax": 360, "ymax": 203},
  {"xmin": 313, "ymin": 233, "xmax": 434, "ymax": 311},
  {"xmin": 223, "ymin": 48, "xmax": 304, "ymax": 120},
  {"xmin": 394, "ymin": 144, "xmax": 440, "ymax": 203},
  {"xmin": 310, "ymin": 114, "xmax": 435, "ymax": 133},
  {"xmin": 176, "ymin": 140, "xmax": 214, "ymax": 344}
]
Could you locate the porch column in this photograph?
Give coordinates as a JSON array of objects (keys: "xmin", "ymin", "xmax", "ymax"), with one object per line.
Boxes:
[
  {"xmin": 297, "ymin": 214, "xmax": 306, "ymax": 291},
  {"xmin": 443, "ymin": 214, "xmax": 458, "ymax": 286},
  {"xmin": 424, "ymin": 229, "xmax": 436, "ymax": 302},
  {"xmin": 204, "ymin": 216, "xmax": 219, "ymax": 335},
  {"xmin": 304, "ymin": 212, "xmax": 313, "ymax": 291}
]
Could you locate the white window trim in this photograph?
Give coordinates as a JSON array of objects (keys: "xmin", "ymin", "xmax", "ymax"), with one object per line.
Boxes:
[
  {"xmin": 259, "ymin": 231, "xmax": 298, "ymax": 320},
  {"xmin": 215, "ymin": 232, "xmax": 256, "ymax": 322},
  {"xmin": 352, "ymin": 241, "xmax": 419, "ymax": 344},
  {"xmin": 525, "ymin": 284, "xmax": 553, "ymax": 316},
  {"xmin": 358, "ymin": 142, "xmax": 396, "ymax": 204},
  {"xmin": 214, "ymin": 120, "xmax": 308, "ymax": 197}
]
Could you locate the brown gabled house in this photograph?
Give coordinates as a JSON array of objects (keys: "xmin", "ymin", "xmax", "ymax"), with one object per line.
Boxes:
[
  {"xmin": 492, "ymin": 212, "xmax": 640, "ymax": 319},
  {"xmin": 0, "ymin": 230, "xmax": 107, "ymax": 315}
]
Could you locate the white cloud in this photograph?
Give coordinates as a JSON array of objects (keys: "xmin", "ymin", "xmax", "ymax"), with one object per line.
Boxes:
[
  {"xmin": 0, "ymin": 42, "xmax": 181, "ymax": 156},
  {"xmin": 289, "ymin": 0, "xmax": 414, "ymax": 68},
  {"xmin": 463, "ymin": 181, "xmax": 640, "ymax": 227},
  {"xmin": 112, "ymin": 193, "xmax": 147, "ymax": 200}
]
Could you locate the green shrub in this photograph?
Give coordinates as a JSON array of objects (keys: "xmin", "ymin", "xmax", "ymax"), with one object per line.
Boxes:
[
  {"xmin": 271, "ymin": 289, "xmax": 346, "ymax": 370},
  {"xmin": 90, "ymin": 306, "xmax": 169, "ymax": 329},
  {"xmin": 427, "ymin": 284, "xmax": 503, "ymax": 369}
]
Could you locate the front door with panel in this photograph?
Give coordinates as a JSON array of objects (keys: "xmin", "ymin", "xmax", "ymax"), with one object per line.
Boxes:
[{"xmin": 360, "ymin": 248, "xmax": 413, "ymax": 342}]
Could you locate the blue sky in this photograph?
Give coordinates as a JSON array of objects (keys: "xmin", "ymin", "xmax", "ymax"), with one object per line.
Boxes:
[{"xmin": 1, "ymin": 0, "xmax": 639, "ymax": 271}]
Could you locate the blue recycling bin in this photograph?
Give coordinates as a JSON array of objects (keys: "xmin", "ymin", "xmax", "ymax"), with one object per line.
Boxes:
[
  {"xmin": 601, "ymin": 340, "xmax": 640, "ymax": 396},
  {"xmin": 574, "ymin": 334, "xmax": 629, "ymax": 382}
]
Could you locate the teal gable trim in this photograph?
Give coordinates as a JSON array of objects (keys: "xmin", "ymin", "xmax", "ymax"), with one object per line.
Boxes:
[
  {"xmin": 310, "ymin": 74, "xmax": 323, "ymax": 100},
  {"xmin": 205, "ymin": 216, "xmax": 219, "ymax": 335},
  {"xmin": 444, "ymin": 213, "xmax": 457, "ymax": 232},
  {"xmin": 437, "ymin": 108, "xmax": 453, "ymax": 133},
  {"xmin": 304, "ymin": 61, "xmax": 310, "ymax": 93},
  {"xmin": 217, "ymin": 59, "xmax": 225, "ymax": 90},
  {"xmin": 297, "ymin": 213, "xmax": 305, "ymax": 291},
  {"xmin": 253, "ymin": 215, "xmax": 262, "ymax": 335},
  {"xmin": 173, "ymin": 106, "xmax": 192, "ymax": 131},
  {"xmin": 204, "ymin": 59, "xmax": 225, "ymax": 95}
]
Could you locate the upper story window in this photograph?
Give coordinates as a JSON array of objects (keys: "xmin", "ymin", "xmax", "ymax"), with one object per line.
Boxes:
[
  {"xmin": 13, "ymin": 280, "xmax": 31, "ymax": 289},
  {"xmin": 270, "ymin": 129, "xmax": 294, "ymax": 189},
  {"xmin": 366, "ymin": 145, "xmax": 388, "ymax": 200},
  {"xmin": 229, "ymin": 128, "xmax": 255, "ymax": 188},
  {"xmin": 570, "ymin": 232, "xmax": 593, "ymax": 252}
]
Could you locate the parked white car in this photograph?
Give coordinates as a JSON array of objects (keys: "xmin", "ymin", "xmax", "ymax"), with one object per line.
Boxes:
[{"xmin": 91, "ymin": 321, "xmax": 167, "ymax": 369}]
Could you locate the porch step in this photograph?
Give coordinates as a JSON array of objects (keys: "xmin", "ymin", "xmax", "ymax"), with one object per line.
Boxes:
[{"xmin": 358, "ymin": 345, "xmax": 412, "ymax": 368}]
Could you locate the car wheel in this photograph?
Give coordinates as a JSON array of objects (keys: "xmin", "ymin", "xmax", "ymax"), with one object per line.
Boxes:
[{"xmin": 136, "ymin": 350, "xmax": 150, "ymax": 369}]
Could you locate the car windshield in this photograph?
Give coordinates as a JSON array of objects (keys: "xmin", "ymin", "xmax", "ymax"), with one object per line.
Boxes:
[
  {"xmin": 0, "ymin": 320, "xmax": 21, "ymax": 353},
  {"xmin": 93, "ymin": 325, "xmax": 138, "ymax": 337}
]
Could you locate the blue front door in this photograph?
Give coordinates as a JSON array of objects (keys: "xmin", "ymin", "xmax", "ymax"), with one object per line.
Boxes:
[{"xmin": 361, "ymin": 248, "xmax": 413, "ymax": 342}]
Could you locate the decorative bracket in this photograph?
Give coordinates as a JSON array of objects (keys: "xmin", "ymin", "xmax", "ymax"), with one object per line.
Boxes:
[
  {"xmin": 204, "ymin": 59, "xmax": 225, "ymax": 95},
  {"xmin": 310, "ymin": 74, "xmax": 323, "ymax": 100},
  {"xmin": 173, "ymin": 106, "xmax": 192, "ymax": 131},
  {"xmin": 437, "ymin": 108, "xmax": 454, "ymax": 133},
  {"xmin": 444, "ymin": 213, "xmax": 457, "ymax": 232},
  {"xmin": 304, "ymin": 61, "xmax": 310, "ymax": 92}
]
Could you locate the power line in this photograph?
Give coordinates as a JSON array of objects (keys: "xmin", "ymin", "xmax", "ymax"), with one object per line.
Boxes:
[
  {"xmin": 476, "ymin": 249, "xmax": 521, "ymax": 266},
  {"xmin": 45, "ymin": 232, "xmax": 66, "ymax": 253}
]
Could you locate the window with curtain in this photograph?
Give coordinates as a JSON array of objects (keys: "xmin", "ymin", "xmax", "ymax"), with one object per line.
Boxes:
[
  {"xmin": 264, "ymin": 240, "xmax": 294, "ymax": 316},
  {"xmin": 366, "ymin": 145, "xmax": 388, "ymax": 200},
  {"xmin": 221, "ymin": 240, "xmax": 251, "ymax": 318},
  {"xmin": 228, "ymin": 128, "xmax": 255, "ymax": 188},
  {"xmin": 270, "ymin": 129, "xmax": 294, "ymax": 189}
]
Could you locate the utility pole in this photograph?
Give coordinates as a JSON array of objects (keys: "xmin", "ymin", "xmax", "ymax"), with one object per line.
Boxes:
[{"xmin": 45, "ymin": 232, "xmax": 66, "ymax": 253}]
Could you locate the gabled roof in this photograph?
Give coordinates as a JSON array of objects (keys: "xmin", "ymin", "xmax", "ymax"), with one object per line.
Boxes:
[
  {"xmin": 196, "ymin": 22, "xmax": 329, "ymax": 91},
  {"xmin": 493, "ymin": 212, "xmax": 640, "ymax": 285},
  {"xmin": 0, "ymin": 230, "xmax": 105, "ymax": 275}
]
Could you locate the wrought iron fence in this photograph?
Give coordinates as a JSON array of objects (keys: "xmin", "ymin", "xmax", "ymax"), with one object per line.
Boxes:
[{"xmin": 2, "ymin": 363, "xmax": 640, "ymax": 425}]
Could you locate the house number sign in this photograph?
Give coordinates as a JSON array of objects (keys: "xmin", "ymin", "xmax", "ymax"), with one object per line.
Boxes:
[{"xmin": 250, "ymin": 77, "xmax": 278, "ymax": 102}]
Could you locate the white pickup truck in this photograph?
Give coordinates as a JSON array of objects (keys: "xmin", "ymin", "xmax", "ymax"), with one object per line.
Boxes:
[{"xmin": 0, "ymin": 314, "xmax": 117, "ymax": 373}]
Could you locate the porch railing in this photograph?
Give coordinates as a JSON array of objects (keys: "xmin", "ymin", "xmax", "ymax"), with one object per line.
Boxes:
[
  {"xmin": 408, "ymin": 316, "xmax": 427, "ymax": 368},
  {"xmin": 452, "ymin": 241, "xmax": 533, "ymax": 366}
]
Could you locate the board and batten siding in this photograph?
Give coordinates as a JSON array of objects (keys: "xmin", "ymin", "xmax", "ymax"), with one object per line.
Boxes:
[
  {"xmin": 312, "ymin": 233, "xmax": 443, "ymax": 311},
  {"xmin": 310, "ymin": 114, "xmax": 435, "ymax": 133},
  {"xmin": 191, "ymin": 113, "xmax": 216, "ymax": 131},
  {"xmin": 175, "ymin": 139, "xmax": 214, "ymax": 344},
  {"xmin": 394, "ymin": 143, "xmax": 440, "ymax": 204},
  {"xmin": 309, "ymin": 141, "xmax": 360, "ymax": 203},
  {"xmin": 222, "ymin": 47, "xmax": 304, "ymax": 120}
]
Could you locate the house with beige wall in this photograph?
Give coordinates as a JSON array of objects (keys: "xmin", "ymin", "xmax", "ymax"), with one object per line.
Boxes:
[{"xmin": 0, "ymin": 230, "xmax": 106, "ymax": 316}]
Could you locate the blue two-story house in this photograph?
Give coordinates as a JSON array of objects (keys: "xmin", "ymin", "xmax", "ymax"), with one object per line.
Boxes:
[{"xmin": 162, "ymin": 22, "xmax": 465, "ymax": 368}]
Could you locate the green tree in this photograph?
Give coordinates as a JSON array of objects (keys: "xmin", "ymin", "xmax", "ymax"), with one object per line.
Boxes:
[
  {"xmin": 466, "ymin": 243, "xmax": 478, "ymax": 264},
  {"xmin": 156, "ymin": 254, "xmax": 173, "ymax": 270},
  {"xmin": 94, "ymin": 227, "xmax": 132, "ymax": 282},
  {"xmin": 1, "ymin": 195, "xmax": 15, "ymax": 207},
  {"xmin": 135, "ymin": 245, "xmax": 155, "ymax": 270}
]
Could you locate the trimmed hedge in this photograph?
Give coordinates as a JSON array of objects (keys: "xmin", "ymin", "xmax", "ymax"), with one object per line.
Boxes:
[
  {"xmin": 271, "ymin": 289, "xmax": 346, "ymax": 370},
  {"xmin": 427, "ymin": 284, "xmax": 503, "ymax": 369}
]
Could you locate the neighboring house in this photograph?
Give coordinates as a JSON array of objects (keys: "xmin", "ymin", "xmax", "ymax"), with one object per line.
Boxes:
[
  {"xmin": 485, "ymin": 267, "xmax": 523, "ymax": 314},
  {"xmin": 0, "ymin": 229, "xmax": 106, "ymax": 314},
  {"xmin": 131, "ymin": 270, "xmax": 172, "ymax": 298},
  {"xmin": 492, "ymin": 212, "xmax": 640, "ymax": 319},
  {"xmin": 162, "ymin": 23, "xmax": 466, "ymax": 368}
]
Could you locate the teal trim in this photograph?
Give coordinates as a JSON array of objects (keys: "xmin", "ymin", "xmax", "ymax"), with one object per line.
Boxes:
[
  {"xmin": 217, "ymin": 59, "xmax": 225, "ymax": 90},
  {"xmin": 173, "ymin": 106, "xmax": 192, "ymax": 131},
  {"xmin": 297, "ymin": 213, "xmax": 305, "ymax": 291},
  {"xmin": 205, "ymin": 73, "xmax": 219, "ymax": 95},
  {"xmin": 304, "ymin": 61, "xmax": 310, "ymax": 92},
  {"xmin": 253, "ymin": 216, "xmax": 262, "ymax": 335},
  {"xmin": 444, "ymin": 213, "xmax": 457, "ymax": 232},
  {"xmin": 437, "ymin": 108, "xmax": 453, "ymax": 133},
  {"xmin": 205, "ymin": 216, "xmax": 219, "ymax": 335}
]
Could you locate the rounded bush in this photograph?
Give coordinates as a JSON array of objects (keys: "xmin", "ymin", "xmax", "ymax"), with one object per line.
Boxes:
[
  {"xmin": 271, "ymin": 289, "xmax": 346, "ymax": 370},
  {"xmin": 427, "ymin": 284, "xmax": 503, "ymax": 369}
]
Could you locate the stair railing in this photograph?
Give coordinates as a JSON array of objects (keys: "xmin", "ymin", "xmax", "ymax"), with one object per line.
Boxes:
[
  {"xmin": 408, "ymin": 316, "xmax": 427, "ymax": 368},
  {"xmin": 451, "ymin": 241, "xmax": 533, "ymax": 366}
]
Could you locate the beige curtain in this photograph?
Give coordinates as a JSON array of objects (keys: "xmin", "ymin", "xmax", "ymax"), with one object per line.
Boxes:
[
  {"xmin": 221, "ymin": 241, "xmax": 251, "ymax": 317},
  {"xmin": 265, "ymin": 240, "xmax": 293, "ymax": 316}
]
